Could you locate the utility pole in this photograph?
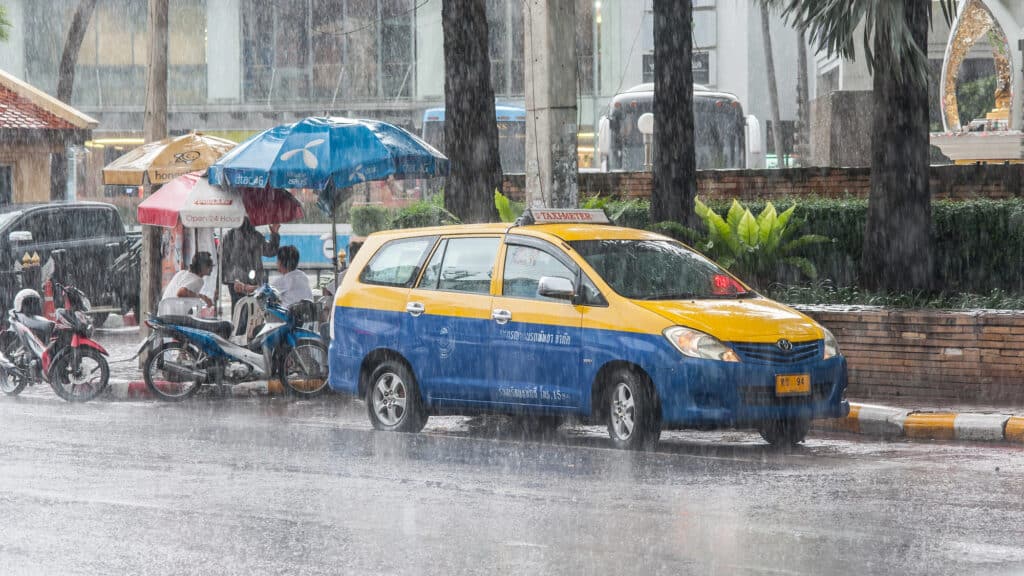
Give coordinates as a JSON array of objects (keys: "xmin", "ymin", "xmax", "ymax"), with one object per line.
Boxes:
[
  {"xmin": 140, "ymin": 0, "xmax": 168, "ymax": 341},
  {"xmin": 523, "ymin": 0, "xmax": 578, "ymax": 208}
]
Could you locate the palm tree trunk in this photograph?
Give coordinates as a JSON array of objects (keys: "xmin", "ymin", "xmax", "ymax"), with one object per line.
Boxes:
[
  {"xmin": 795, "ymin": 30, "xmax": 810, "ymax": 165},
  {"xmin": 651, "ymin": 0, "xmax": 696, "ymax": 225},
  {"xmin": 861, "ymin": 0, "xmax": 932, "ymax": 292},
  {"xmin": 140, "ymin": 0, "xmax": 169, "ymax": 340},
  {"xmin": 760, "ymin": 4, "xmax": 785, "ymax": 169},
  {"xmin": 56, "ymin": 0, "xmax": 98, "ymax": 103},
  {"xmin": 442, "ymin": 0, "xmax": 501, "ymax": 223}
]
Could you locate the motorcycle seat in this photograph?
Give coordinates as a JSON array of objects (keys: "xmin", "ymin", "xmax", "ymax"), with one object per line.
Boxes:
[
  {"xmin": 15, "ymin": 313, "xmax": 53, "ymax": 341},
  {"xmin": 157, "ymin": 315, "xmax": 233, "ymax": 340}
]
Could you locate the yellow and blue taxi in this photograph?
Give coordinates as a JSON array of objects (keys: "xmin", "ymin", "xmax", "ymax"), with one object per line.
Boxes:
[{"xmin": 328, "ymin": 209, "xmax": 848, "ymax": 448}]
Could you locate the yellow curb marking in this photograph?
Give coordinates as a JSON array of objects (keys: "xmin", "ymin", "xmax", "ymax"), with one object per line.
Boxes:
[
  {"xmin": 903, "ymin": 413, "xmax": 957, "ymax": 440},
  {"xmin": 1006, "ymin": 417, "xmax": 1024, "ymax": 444},
  {"xmin": 813, "ymin": 404, "xmax": 861, "ymax": 434},
  {"xmin": 268, "ymin": 379, "xmax": 284, "ymax": 395}
]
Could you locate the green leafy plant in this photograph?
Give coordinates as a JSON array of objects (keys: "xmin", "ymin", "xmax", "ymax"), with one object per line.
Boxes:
[
  {"xmin": 494, "ymin": 190, "xmax": 524, "ymax": 223},
  {"xmin": 686, "ymin": 197, "xmax": 831, "ymax": 288},
  {"xmin": 350, "ymin": 205, "xmax": 392, "ymax": 236},
  {"xmin": 391, "ymin": 194, "xmax": 460, "ymax": 229}
]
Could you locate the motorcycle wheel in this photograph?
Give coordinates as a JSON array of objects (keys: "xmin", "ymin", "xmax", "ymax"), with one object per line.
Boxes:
[
  {"xmin": 0, "ymin": 333, "xmax": 28, "ymax": 396},
  {"xmin": 49, "ymin": 347, "xmax": 109, "ymax": 403},
  {"xmin": 278, "ymin": 339, "xmax": 329, "ymax": 398},
  {"xmin": 143, "ymin": 341, "xmax": 205, "ymax": 402}
]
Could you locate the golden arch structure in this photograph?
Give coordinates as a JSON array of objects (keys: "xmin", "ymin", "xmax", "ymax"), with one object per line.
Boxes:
[{"xmin": 940, "ymin": 0, "xmax": 1015, "ymax": 132}]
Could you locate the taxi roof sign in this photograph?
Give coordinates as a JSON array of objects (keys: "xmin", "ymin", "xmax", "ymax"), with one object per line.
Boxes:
[{"xmin": 517, "ymin": 208, "xmax": 610, "ymax": 225}]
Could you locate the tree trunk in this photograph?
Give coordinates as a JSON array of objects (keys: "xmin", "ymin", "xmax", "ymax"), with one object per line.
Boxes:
[
  {"xmin": 441, "ymin": 0, "xmax": 501, "ymax": 223},
  {"xmin": 760, "ymin": 4, "xmax": 785, "ymax": 169},
  {"xmin": 861, "ymin": 0, "xmax": 932, "ymax": 292},
  {"xmin": 56, "ymin": 0, "xmax": 98, "ymax": 103},
  {"xmin": 795, "ymin": 30, "xmax": 810, "ymax": 166},
  {"xmin": 140, "ymin": 0, "xmax": 169, "ymax": 341},
  {"xmin": 651, "ymin": 0, "xmax": 696, "ymax": 226}
]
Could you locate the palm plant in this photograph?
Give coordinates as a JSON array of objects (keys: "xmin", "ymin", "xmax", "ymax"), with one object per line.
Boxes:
[
  {"xmin": 0, "ymin": 5, "xmax": 10, "ymax": 42},
  {"xmin": 773, "ymin": 0, "xmax": 957, "ymax": 293},
  {"xmin": 654, "ymin": 198, "xmax": 830, "ymax": 289}
]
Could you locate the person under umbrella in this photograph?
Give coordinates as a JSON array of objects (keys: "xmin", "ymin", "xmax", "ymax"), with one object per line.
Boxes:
[{"xmin": 221, "ymin": 217, "xmax": 280, "ymax": 312}]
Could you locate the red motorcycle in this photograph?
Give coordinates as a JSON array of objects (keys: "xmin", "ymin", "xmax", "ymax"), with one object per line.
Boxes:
[{"xmin": 0, "ymin": 283, "xmax": 110, "ymax": 402}]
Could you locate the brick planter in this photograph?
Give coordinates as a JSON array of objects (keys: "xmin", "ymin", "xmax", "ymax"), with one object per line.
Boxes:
[
  {"xmin": 503, "ymin": 164, "xmax": 1024, "ymax": 202},
  {"xmin": 797, "ymin": 305, "xmax": 1024, "ymax": 405}
]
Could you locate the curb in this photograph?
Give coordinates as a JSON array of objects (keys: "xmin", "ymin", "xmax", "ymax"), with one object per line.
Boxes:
[
  {"xmin": 106, "ymin": 379, "xmax": 280, "ymax": 400},
  {"xmin": 813, "ymin": 403, "xmax": 1024, "ymax": 444}
]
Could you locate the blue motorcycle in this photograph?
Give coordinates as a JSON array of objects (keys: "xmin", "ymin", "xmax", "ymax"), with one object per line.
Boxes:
[{"xmin": 140, "ymin": 283, "xmax": 328, "ymax": 401}]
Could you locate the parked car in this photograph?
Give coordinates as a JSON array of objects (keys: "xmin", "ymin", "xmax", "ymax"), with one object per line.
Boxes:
[
  {"xmin": 0, "ymin": 202, "xmax": 139, "ymax": 326},
  {"xmin": 326, "ymin": 209, "xmax": 849, "ymax": 449}
]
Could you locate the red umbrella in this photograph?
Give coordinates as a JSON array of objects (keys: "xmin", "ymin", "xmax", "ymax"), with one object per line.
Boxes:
[
  {"xmin": 238, "ymin": 186, "xmax": 305, "ymax": 226},
  {"xmin": 136, "ymin": 173, "xmax": 304, "ymax": 228}
]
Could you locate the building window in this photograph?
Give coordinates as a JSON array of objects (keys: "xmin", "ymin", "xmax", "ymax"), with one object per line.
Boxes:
[{"xmin": 0, "ymin": 165, "xmax": 12, "ymax": 206}]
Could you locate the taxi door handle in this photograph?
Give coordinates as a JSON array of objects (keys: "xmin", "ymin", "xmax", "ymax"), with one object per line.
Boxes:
[
  {"xmin": 491, "ymin": 309, "xmax": 512, "ymax": 324},
  {"xmin": 406, "ymin": 302, "xmax": 425, "ymax": 317}
]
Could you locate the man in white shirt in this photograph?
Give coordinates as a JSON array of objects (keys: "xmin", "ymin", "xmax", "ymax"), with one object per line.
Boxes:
[
  {"xmin": 234, "ymin": 245, "xmax": 312, "ymax": 309},
  {"xmin": 161, "ymin": 252, "xmax": 214, "ymax": 308}
]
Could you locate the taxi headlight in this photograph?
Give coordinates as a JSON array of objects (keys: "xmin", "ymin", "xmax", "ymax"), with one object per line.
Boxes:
[
  {"xmin": 823, "ymin": 328, "xmax": 840, "ymax": 359},
  {"xmin": 663, "ymin": 326, "xmax": 741, "ymax": 362}
]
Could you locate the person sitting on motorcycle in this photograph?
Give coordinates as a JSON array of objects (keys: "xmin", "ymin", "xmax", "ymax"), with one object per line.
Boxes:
[
  {"xmin": 162, "ymin": 251, "xmax": 215, "ymax": 309},
  {"xmin": 233, "ymin": 245, "xmax": 312, "ymax": 309}
]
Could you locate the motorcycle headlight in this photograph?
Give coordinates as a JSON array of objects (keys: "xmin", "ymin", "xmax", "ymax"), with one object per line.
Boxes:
[
  {"xmin": 663, "ymin": 326, "xmax": 741, "ymax": 362},
  {"xmin": 823, "ymin": 328, "xmax": 840, "ymax": 359}
]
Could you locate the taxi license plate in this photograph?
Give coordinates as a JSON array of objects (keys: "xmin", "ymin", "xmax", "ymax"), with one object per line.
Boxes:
[{"xmin": 775, "ymin": 374, "xmax": 811, "ymax": 396}]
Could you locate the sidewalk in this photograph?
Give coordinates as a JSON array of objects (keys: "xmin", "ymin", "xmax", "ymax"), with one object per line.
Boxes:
[{"xmin": 814, "ymin": 402, "xmax": 1024, "ymax": 444}]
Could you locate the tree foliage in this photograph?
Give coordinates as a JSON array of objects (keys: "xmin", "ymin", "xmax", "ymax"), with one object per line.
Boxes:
[
  {"xmin": 773, "ymin": 0, "xmax": 956, "ymax": 89},
  {"xmin": 0, "ymin": 5, "xmax": 11, "ymax": 42}
]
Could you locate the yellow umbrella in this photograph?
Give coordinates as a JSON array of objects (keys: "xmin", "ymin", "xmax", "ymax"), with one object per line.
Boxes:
[{"xmin": 102, "ymin": 132, "xmax": 237, "ymax": 186}]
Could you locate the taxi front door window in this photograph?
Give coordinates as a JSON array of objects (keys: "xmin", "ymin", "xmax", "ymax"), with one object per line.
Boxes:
[{"xmin": 502, "ymin": 244, "xmax": 574, "ymax": 301}]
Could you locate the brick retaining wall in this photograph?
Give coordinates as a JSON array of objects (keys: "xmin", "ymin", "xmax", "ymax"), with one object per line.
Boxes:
[
  {"xmin": 503, "ymin": 164, "xmax": 1024, "ymax": 202},
  {"xmin": 797, "ymin": 305, "xmax": 1024, "ymax": 405}
]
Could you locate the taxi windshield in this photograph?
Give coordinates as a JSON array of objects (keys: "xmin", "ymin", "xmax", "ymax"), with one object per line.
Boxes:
[{"xmin": 569, "ymin": 239, "xmax": 753, "ymax": 300}]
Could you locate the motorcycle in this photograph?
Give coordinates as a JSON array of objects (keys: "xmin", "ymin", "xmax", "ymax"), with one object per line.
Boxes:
[
  {"xmin": 0, "ymin": 284, "xmax": 111, "ymax": 402},
  {"xmin": 140, "ymin": 281, "xmax": 329, "ymax": 401}
]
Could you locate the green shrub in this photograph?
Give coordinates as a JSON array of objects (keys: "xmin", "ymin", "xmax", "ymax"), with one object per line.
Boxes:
[
  {"xmin": 391, "ymin": 195, "xmax": 460, "ymax": 229},
  {"xmin": 668, "ymin": 198, "xmax": 830, "ymax": 288},
  {"xmin": 494, "ymin": 190, "xmax": 524, "ymax": 223},
  {"xmin": 350, "ymin": 205, "xmax": 392, "ymax": 236},
  {"xmin": 691, "ymin": 197, "xmax": 1024, "ymax": 295}
]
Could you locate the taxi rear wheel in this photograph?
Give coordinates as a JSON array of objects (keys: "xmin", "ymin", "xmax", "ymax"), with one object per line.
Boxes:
[
  {"xmin": 605, "ymin": 369, "xmax": 661, "ymax": 450},
  {"xmin": 366, "ymin": 360, "xmax": 427, "ymax": 433},
  {"xmin": 758, "ymin": 418, "xmax": 810, "ymax": 447}
]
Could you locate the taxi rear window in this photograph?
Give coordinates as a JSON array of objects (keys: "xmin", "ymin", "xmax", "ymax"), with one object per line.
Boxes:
[{"xmin": 359, "ymin": 236, "xmax": 437, "ymax": 287}]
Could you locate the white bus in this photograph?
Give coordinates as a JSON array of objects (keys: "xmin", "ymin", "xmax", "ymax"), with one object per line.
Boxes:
[{"xmin": 596, "ymin": 83, "xmax": 764, "ymax": 171}]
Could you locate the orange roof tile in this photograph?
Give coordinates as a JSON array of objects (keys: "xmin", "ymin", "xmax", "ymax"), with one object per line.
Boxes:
[{"xmin": 0, "ymin": 85, "xmax": 76, "ymax": 130}]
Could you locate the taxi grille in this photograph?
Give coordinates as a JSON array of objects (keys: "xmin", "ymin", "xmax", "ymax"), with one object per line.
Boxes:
[
  {"xmin": 731, "ymin": 340, "xmax": 822, "ymax": 365},
  {"xmin": 741, "ymin": 382, "xmax": 833, "ymax": 406}
]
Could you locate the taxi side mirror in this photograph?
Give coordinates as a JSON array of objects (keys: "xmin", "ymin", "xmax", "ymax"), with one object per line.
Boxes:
[{"xmin": 537, "ymin": 276, "xmax": 575, "ymax": 300}]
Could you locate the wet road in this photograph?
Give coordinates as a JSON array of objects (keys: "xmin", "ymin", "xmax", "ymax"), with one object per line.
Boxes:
[{"xmin": 1, "ymin": 331, "xmax": 1023, "ymax": 575}]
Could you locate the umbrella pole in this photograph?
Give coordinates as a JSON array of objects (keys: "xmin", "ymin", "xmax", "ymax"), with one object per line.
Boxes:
[{"xmin": 331, "ymin": 183, "xmax": 339, "ymax": 277}]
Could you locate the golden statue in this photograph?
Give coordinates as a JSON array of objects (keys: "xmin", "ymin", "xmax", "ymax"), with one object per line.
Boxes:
[{"xmin": 987, "ymin": 81, "xmax": 1011, "ymax": 121}]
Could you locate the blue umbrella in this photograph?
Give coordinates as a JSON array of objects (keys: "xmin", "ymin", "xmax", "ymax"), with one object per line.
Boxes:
[{"xmin": 208, "ymin": 117, "xmax": 449, "ymax": 212}]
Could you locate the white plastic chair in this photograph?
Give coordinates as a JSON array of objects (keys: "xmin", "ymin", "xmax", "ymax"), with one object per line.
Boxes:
[{"xmin": 157, "ymin": 297, "xmax": 204, "ymax": 317}]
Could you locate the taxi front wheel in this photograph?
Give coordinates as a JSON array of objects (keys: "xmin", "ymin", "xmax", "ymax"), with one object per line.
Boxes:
[
  {"xmin": 366, "ymin": 360, "xmax": 428, "ymax": 433},
  {"xmin": 758, "ymin": 418, "xmax": 810, "ymax": 447},
  {"xmin": 605, "ymin": 369, "xmax": 661, "ymax": 450}
]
